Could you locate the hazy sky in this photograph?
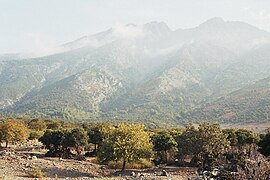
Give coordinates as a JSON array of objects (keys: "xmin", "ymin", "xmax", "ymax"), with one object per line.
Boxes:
[{"xmin": 1, "ymin": 0, "xmax": 270, "ymax": 54}]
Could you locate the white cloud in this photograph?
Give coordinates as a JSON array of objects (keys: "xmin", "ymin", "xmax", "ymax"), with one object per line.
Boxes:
[
  {"xmin": 243, "ymin": 8, "xmax": 270, "ymax": 32},
  {"xmin": 111, "ymin": 23, "xmax": 145, "ymax": 39},
  {"xmin": 19, "ymin": 32, "xmax": 68, "ymax": 58},
  {"xmin": 256, "ymin": 9, "xmax": 270, "ymax": 31}
]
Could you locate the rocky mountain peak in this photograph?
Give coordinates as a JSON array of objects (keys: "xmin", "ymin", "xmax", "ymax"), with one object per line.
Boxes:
[{"xmin": 143, "ymin": 21, "xmax": 171, "ymax": 35}]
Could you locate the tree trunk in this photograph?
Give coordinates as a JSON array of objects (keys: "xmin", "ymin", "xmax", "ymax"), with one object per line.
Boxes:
[
  {"xmin": 76, "ymin": 147, "xmax": 82, "ymax": 156},
  {"xmin": 94, "ymin": 144, "xmax": 97, "ymax": 153},
  {"xmin": 122, "ymin": 159, "xmax": 127, "ymax": 171}
]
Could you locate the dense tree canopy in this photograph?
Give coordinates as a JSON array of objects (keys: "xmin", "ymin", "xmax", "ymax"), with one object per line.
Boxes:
[
  {"xmin": 223, "ymin": 128, "xmax": 260, "ymax": 147},
  {"xmin": 0, "ymin": 120, "xmax": 29, "ymax": 147},
  {"xmin": 258, "ymin": 132, "xmax": 270, "ymax": 157},
  {"xmin": 66, "ymin": 128, "xmax": 88, "ymax": 155},
  {"xmin": 152, "ymin": 131, "xmax": 177, "ymax": 162},
  {"xmin": 177, "ymin": 122, "xmax": 230, "ymax": 168},
  {"xmin": 98, "ymin": 123, "xmax": 153, "ymax": 170},
  {"xmin": 39, "ymin": 130, "xmax": 68, "ymax": 157},
  {"xmin": 28, "ymin": 119, "xmax": 47, "ymax": 131}
]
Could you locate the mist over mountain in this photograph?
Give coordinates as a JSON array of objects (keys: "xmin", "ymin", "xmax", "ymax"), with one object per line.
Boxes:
[{"xmin": 1, "ymin": 18, "xmax": 270, "ymax": 126}]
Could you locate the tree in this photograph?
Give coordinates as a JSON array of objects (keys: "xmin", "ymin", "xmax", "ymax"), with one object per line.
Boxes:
[
  {"xmin": 28, "ymin": 119, "xmax": 47, "ymax": 140},
  {"xmin": 223, "ymin": 128, "xmax": 261, "ymax": 168},
  {"xmin": 177, "ymin": 123, "xmax": 230, "ymax": 168},
  {"xmin": 83, "ymin": 122, "xmax": 115, "ymax": 154},
  {"xmin": 234, "ymin": 129, "xmax": 260, "ymax": 146},
  {"xmin": 0, "ymin": 120, "xmax": 29, "ymax": 147},
  {"xmin": 66, "ymin": 128, "xmax": 88, "ymax": 155},
  {"xmin": 39, "ymin": 130, "xmax": 68, "ymax": 157},
  {"xmin": 83, "ymin": 123, "xmax": 103, "ymax": 153},
  {"xmin": 40, "ymin": 128, "xmax": 88, "ymax": 158},
  {"xmin": 98, "ymin": 123, "xmax": 153, "ymax": 171},
  {"xmin": 152, "ymin": 131, "xmax": 177, "ymax": 163},
  {"xmin": 28, "ymin": 119, "xmax": 46, "ymax": 131},
  {"xmin": 44, "ymin": 120, "xmax": 62, "ymax": 130},
  {"xmin": 223, "ymin": 128, "xmax": 238, "ymax": 146},
  {"xmin": 177, "ymin": 124, "xmax": 201, "ymax": 158},
  {"xmin": 198, "ymin": 122, "xmax": 230, "ymax": 158},
  {"xmin": 258, "ymin": 133, "xmax": 270, "ymax": 157}
]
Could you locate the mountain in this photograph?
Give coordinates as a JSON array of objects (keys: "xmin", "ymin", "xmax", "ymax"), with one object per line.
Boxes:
[
  {"xmin": 1, "ymin": 18, "xmax": 270, "ymax": 126},
  {"xmin": 184, "ymin": 77, "xmax": 270, "ymax": 123}
]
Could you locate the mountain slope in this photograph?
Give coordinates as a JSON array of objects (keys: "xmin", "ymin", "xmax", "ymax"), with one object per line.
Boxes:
[
  {"xmin": 184, "ymin": 77, "xmax": 270, "ymax": 123},
  {"xmin": 1, "ymin": 18, "xmax": 270, "ymax": 125}
]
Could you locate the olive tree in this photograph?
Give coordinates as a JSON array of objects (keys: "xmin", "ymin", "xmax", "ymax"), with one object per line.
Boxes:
[
  {"xmin": 66, "ymin": 128, "xmax": 88, "ymax": 155},
  {"xmin": 152, "ymin": 131, "xmax": 177, "ymax": 163},
  {"xmin": 0, "ymin": 120, "xmax": 29, "ymax": 147},
  {"xmin": 258, "ymin": 132, "xmax": 270, "ymax": 157},
  {"xmin": 177, "ymin": 122, "xmax": 230, "ymax": 168},
  {"xmin": 98, "ymin": 123, "xmax": 153, "ymax": 171}
]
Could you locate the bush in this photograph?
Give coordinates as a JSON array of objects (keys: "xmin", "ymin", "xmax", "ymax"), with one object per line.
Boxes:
[
  {"xmin": 107, "ymin": 158, "xmax": 153, "ymax": 169},
  {"xmin": 27, "ymin": 168, "xmax": 45, "ymax": 178},
  {"xmin": 29, "ymin": 130, "xmax": 44, "ymax": 140},
  {"xmin": 85, "ymin": 151, "xmax": 97, "ymax": 157}
]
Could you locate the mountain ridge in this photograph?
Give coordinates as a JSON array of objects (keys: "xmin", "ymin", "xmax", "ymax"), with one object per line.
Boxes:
[{"xmin": 1, "ymin": 18, "xmax": 270, "ymax": 125}]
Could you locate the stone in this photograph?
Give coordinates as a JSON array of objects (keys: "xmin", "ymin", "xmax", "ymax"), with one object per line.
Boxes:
[
  {"xmin": 130, "ymin": 171, "xmax": 136, "ymax": 176},
  {"xmin": 25, "ymin": 163, "xmax": 30, "ymax": 168},
  {"xmin": 211, "ymin": 168, "xmax": 219, "ymax": 176},
  {"xmin": 161, "ymin": 170, "xmax": 168, "ymax": 176}
]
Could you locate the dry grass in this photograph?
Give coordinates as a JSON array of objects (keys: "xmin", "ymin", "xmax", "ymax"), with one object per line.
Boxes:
[
  {"xmin": 26, "ymin": 168, "xmax": 46, "ymax": 178},
  {"xmin": 108, "ymin": 158, "xmax": 153, "ymax": 169}
]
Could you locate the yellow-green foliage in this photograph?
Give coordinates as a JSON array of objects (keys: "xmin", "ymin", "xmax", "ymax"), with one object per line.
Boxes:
[
  {"xmin": 27, "ymin": 168, "xmax": 45, "ymax": 178},
  {"xmin": 0, "ymin": 120, "xmax": 29, "ymax": 147},
  {"xmin": 98, "ymin": 123, "xmax": 153, "ymax": 170},
  {"xmin": 108, "ymin": 158, "xmax": 153, "ymax": 169}
]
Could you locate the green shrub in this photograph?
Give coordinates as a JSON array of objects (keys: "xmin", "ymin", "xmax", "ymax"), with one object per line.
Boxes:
[{"xmin": 29, "ymin": 130, "xmax": 44, "ymax": 140}]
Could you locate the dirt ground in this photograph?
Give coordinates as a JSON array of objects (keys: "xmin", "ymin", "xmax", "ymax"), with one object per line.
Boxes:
[
  {"xmin": 0, "ymin": 144, "xmax": 198, "ymax": 180},
  {"xmin": 220, "ymin": 121, "xmax": 270, "ymax": 133}
]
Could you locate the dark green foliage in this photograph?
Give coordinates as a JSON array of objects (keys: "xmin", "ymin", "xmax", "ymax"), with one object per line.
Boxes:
[
  {"xmin": 39, "ymin": 128, "xmax": 88, "ymax": 157},
  {"xmin": 65, "ymin": 128, "xmax": 88, "ymax": 155},
  {"xmin": 177, "ymin": 123, "xmax": 230, "ymax": 168},
  {"xmin": 177, "ymin": 124, "xmax": 201, "ymax": 157},
  {"xmin": 258, "ymin": 133, "xmax": 270, "ymax": 157},
  {"xmin": 152, "ymin": 131, "xmax": 177, "ymax": 152},
  {"xmin": 234, "ymin": 129, "xmax": 260, "ymax": 146},
  {"xmin": 85, "ymin": 125, "xmax": 102, "ymax": 153},
  {"xmin": 152, "ymin": 131, "xmax": 177, "ymax": 163},
  {"xmin": 223, "ymin": 129, "xmax": 238, "ymax": 146},
  {"xmin": 39, "ymin": 130, "xmax": 69, "ymax": 157},
  {"xmin": 223, "ymin": 128, "xmax": 260, "ymax": 147}
]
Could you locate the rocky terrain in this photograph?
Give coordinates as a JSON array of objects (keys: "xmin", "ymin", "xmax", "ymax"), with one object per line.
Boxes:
[
  {"xmin": 1, "ymin": 141, "xmax": 269, "ymax": 179},
  {"xmin": 0, "ymin": 142, "xmax": 198, "ymax": 180}
]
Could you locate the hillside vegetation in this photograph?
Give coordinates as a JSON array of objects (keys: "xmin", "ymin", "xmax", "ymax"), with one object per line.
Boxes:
[{"xmin": 1, "ymin": 18, "xmax": 270, "ymax": 125}]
